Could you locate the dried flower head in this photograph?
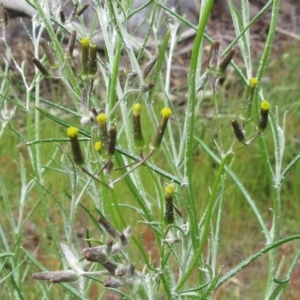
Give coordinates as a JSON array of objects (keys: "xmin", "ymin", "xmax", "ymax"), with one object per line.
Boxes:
[
  {"xmin": 218, "ymin": 49, "xmax": 235, "ymax": 74},
  {"xmin": 32, "ymin": 57, "xmax": 50, "ymax": 78},
  {"xmin": 32, "ymin": 270, "xmax": 79, "ymax": 283},
  {"xmin": 40, "ymin": 38, "xmax": 57, "ymax": 68},
  {"xmin": 59, "ymin": 10, "xmax": 66, "ymax": 24},
  {"xmin": 142, "ymin": 54, "xmax": 158, "ymax": 78},
  {"xmin": 231, "ymin": 120, "xmax": 245, "ymax": 143},
  {"xmin": 107, "ymin": 126, "xmax": 117, "ymax": 157},
  {"xmin": 77, "ymin": 3, "xmax": 89, "ymax": 16},
  {"xmin": 65, "ymin": 30, "xmax": 77, "ymax": 59}
]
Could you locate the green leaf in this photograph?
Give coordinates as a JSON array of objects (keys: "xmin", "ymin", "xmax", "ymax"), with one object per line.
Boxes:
[
  {"xmin": 35, "ymin": 106, "xmax": 90, "ymax": 137},
  {"xmin": 268, "ymin": 281, "xmax": 288, "ymax": 300},
  {"xmin": 0, "ymin": 253, "xmax": 15, "ymax": 259}
]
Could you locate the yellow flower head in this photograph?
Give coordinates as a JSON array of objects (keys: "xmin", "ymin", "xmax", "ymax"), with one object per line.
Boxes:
[
  {"xmin": 164, "ymin": 183, "xmax": 175, "ymax": 198},
  {"xmin": 161, "ymin": 107, "xmax": 172, "ymax": 119},
  {"xmin": 132, "ymin": 103, "xmax": 141, "ymax": 115},
  {"xmin": 96, "ymin": 113, "xmax": 108, "ymax": 125},
  {"xmin": 67, "ymin": 126, "xmax": 79, "ymax": 138},
  {"xmin": 81, "ymin": 37, "xmax": 90, "ymax": 47},
  {"xmin": 249, "ymin": 77, "xmax": 258, "ymax": 88},
  {"xmin": 260, "ymin": 100, "xmax": 271, "ymax": 111},
  {"xmin": 94, "ymin": 141, "xmax": 102, "ymax": 152},
  {"xmin": 67, "ymin": 127, "xmax": 84, "ymax": 165}
]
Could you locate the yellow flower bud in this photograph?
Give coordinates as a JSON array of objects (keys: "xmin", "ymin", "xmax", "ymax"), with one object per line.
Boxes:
[
  {"xmin": 96, "ymin": 113, "xmax": 108, "ymax": 124},
  {"xmin": 94, "ymin": 141, "xmax": 102, "ymax": 152},
  {"xmin": 132, "ymin": 103, "xmax": 141, "ymax": 115},
  {"xmin": 164, "ymin": 183, "xmax": 174, "ymax": 198},
  {"xmin": 260, "ymin": 100, "xmax": 271, "ymax": 111},
  {"xmin": 161, "ymin": 107, "xmax": 172, "ymax": 119},
  {"xmin": 249, "ymin": 77, "xmax": 258, "ymax": 88},
  {"xmin": 67, "ymin": 127, "xmax": 84, "ymax": 165},
  {"xmin": 67, "ymin": 126, "xmax": 79, "ymax": 138},
  {"xmin": 258, "ymin": 100, "xmax": 271, "ymax": 130},
  {"xmin": 81, "ymin": 37, "xmax": 90, "ymax": 47},
  {"xmin": 150, "ymin": 107, "xmax": 172, "ymax": 151}
]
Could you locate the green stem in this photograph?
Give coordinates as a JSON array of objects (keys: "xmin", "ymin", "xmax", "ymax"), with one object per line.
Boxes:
[
  {"xmin": 196, "ymin": 137, "xmax": 270, "ymax": 242},
  {"xmin": 253, "ymin": 0, "xmax": 281, "ymax": 297},
  {"xmin": 175, "ymin": 153, "xmax": 230, "ymax": 292},
  {"xmin": 114, "ymin": 153, "xmax": 171, "ymax": 298},
  {"xmin": 33, "ymin": 27, "xmax": 44, "ymax": 184},
  {"xmin": 185, "ymin": 0, "xmax": 215, "ymax": 252},
  {"xmin": 107, "ymin": 39, "xmax": 122, "ymax": 114}
]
